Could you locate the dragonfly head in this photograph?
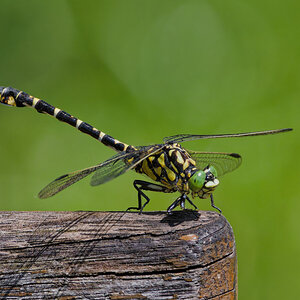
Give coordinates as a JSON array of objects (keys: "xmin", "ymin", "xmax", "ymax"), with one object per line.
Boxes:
[
  {"xmin": 0, "ymin": 87, "xmax": 19, "ymax": 106},
  {"xmin": 188, "ymin": 165, "xmax": 219, "ymax": 198}
]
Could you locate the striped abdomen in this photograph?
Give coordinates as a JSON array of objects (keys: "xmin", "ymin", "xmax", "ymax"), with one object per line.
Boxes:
[{"xmin": 0, "ymin": 86, "xmax": 132, "ymax": 153}]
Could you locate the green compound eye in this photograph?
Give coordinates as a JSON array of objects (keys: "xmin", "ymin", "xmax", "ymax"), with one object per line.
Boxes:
[
  {"xmin": 209, "ymin": 165, "xmax": 218, "ymax": 177},
  {"xmin": 188, "ymin": 170, "xmax": 206, "ymax": 192}
]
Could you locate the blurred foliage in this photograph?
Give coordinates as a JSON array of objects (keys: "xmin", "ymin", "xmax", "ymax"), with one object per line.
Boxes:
[{"xmin": 0, "ymin": 0, "xmax": 299, "ymax": 299}]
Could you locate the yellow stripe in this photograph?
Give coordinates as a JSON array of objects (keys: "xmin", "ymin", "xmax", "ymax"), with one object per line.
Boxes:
[
  {"xmin": 142, "ymin": 160, "xmax": 157, "ymax": 181},
  {"xmin": 177, "ymin": 178, "xmax": 183, "ymax": 188},
  {"xmin": 99, "ymin": 132, "xmax": 105, "ymax": 140},
  {"xmin": 127, "ymin": 157, "xmax": 134, "ymax": 164},
  {"xmin": 154, "ymin": 166, "xmax": 162, "ymax": 176},
  {"xmin": 170, "ymin": 161, "xmax": 178, "ymax": 173},
  {"xmin": 76, "ymin": 120, "xmax": 83, "ymax": 129},
  {"xmin": 166, "ymin": 168, "xmax": 176, "ymax": 181},
  {"xmin": 182, "ymin": 160, "xmax": 189, "ymax": 170},
  {"xmin": 54, "ymin": 108, "xmax": 61, "ymax": 117},
  {"xmin": 190, "ymin": 158, "xmax": 196, "ymax": 166},
  {"xmin": 158, "ymin": 153, "xmax": 166, "ymax": 168},
  {"xmin": 16, "ymin": 91, "xmax": 22, "ymax": 100},
  {"xmin": 168, "ymin": 149, "xmax": 175, "ymax": 156},
  {"xmin": 176, "ymin": 152, "xmax": 184, "ymax": 164},
  {"xmin": 148, "ymin": 156, "xmax": 155, "ymax": 163},
  {"xmin": 32, "ymin": 97, "xmax": 40, "ymax": 108}
]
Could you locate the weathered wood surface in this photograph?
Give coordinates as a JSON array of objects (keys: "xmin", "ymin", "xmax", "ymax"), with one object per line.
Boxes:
[{"xmin": 0, "ymin": 210, "xmax": 237, "ymax": 299}]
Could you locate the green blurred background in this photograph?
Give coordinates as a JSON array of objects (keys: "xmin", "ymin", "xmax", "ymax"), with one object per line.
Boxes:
[{"xmin": 0, "ymin": 0, "xmax": 299, "ymax": 298}]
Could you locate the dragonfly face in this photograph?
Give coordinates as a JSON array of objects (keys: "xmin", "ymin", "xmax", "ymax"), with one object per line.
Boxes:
[{"xmin": 188, "ymin": 165, "xmax": 219, "ymax": 199}]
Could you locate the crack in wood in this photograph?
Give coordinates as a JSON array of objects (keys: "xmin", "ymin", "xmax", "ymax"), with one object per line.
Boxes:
[
  {"xmin": 27, "ymin": 251, "xmax": 234, "ymax": 280},
  {"xmin": 206, "ymin": 287, "xmax": 236, "ymax": 299}
]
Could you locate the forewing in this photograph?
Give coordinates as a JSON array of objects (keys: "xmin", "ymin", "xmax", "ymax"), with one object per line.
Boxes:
[
  {"xmin": 188, "ymin": 151, "xmax": 242, "ymax": 177},
  {"xmin": 90, "ymin": 144, "xmax": 165, "ymax": 186},
  {"xmin": 164, "ymin": 128, "xmax": 292, "ymax": 143},
  {"xmin": 38, "ymin": 151, "xmax": 140, "ymax": 199}
]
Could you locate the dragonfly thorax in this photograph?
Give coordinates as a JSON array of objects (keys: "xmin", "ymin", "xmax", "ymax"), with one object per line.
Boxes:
[
  {"xmin": 188, "ymin": 165, "xmax": 219, "ymax": 199},
  {"xmin": 134, "ymin": 143, "xmax": 197, "ymax": 192}
]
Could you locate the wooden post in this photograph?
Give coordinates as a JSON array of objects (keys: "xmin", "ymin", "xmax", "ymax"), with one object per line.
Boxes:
[{"xmin": 0, "ymin": 211, "xmax": 237, "ymax": 299}]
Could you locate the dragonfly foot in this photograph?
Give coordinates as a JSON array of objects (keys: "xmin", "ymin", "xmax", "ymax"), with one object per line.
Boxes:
[
  {"xmin": 210, "ymin": 194, "xmax": 222, "ymax": 214},
  {"xmin": 167, "ymin": 194, "xmax": 198, "ymax": 214}
]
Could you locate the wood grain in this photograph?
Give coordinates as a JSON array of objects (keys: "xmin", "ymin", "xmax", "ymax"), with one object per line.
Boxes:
[{"xmin": 0, "ymin": 210, "xmax": 237, "ymax": 299}]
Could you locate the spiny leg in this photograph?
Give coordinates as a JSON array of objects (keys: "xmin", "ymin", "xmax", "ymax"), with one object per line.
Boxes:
[
  {"xmin": 167, "ymin": 196, "xmax": 182, "ymax": 214},
  {"xmin": 127, "ymin": 181, "xmax": 150, "ymax": 214},
  {"xmin": 186, "ymin": 196, "xmax": 198, "ymax": 210},
  {"xmin": 210, "ymin": 194, "xmax": 222, "ymax": 214},
  {"xmin": 167, "ymin": 194, "xmax": 198, "ymax": 214},
  {"xmin": 127, "ymin": 180, "xmax": 175, "ymax": 214}
]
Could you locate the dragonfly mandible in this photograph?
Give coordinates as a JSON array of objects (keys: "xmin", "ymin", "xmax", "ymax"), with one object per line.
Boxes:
[{"xmin": 0, "ymin": 86, "xmax": 292, "ymax": 213}]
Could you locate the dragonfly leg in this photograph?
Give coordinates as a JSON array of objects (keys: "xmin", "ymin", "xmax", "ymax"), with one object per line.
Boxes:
[
  {"xmin": 185, "ymin": 195, "xmax": 198, "ymax": 210},
  {"xmin": 180, "ymin": 198, "xmax": 186, "ymax": 210},
  {"xmin": 167, "ymin": 194, "xmax": 198, "ymax": 214},
  {"xmin": 210, "ymin": 194, "xmax": 222, "ymax": 214},
  {"xmin": 127, "ymin": 180, "xmax": 174, "ymax": 214},
  {"xmin": 167, "ymin": 196, "xmax": 182, "ymax": 214}
]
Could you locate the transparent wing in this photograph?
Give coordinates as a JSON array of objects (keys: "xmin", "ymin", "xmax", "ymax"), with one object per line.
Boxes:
[
  {"xmin": 163, "ymin": 128, "xmax": 292, "ymax": 143},
  {"xmin": 38, "ymin": 149, "xmax": 153, "ymax": 199},
  {"xmin": 90, "ymin": 144, "xmax": 165, "ymax": 186},
  {"xmin": 38, "ymin": 165, "xmax": 101, "ymax": 199},
  {"xmin": 188, "ymin": 151, "xmax": 242, "ymax": 177}
]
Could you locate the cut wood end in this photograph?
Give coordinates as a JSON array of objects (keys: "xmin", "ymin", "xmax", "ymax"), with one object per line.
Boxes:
[{"xmin": 0, "ymin": 210, "xmax": 237, "ymax": 299}]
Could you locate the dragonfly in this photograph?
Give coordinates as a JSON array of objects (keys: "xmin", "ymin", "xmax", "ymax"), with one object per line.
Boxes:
[{"xmin": 0, "ymin": 86, "xmax": 292, "ymax": 213}]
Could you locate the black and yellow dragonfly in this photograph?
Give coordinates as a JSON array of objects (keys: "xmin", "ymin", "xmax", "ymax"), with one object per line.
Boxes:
[{"xmin": 0, "ymin": 86, "xmax": 292, "ymax": 213}]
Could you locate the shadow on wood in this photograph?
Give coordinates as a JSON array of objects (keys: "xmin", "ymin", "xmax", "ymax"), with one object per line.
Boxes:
[{"xmin": 0, "ymin": 210, "xmax": 237, "ymax": 299}]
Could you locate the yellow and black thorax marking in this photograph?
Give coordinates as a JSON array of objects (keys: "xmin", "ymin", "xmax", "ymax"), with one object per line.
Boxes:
[{"xmin": 135, "ymin": 143, "xmax": 197, "ymax": 192}]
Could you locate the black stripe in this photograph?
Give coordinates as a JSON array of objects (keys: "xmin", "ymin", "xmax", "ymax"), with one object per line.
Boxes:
[
  {"xmin": 56, "ymin": 110, "xmax": 77, "ymax": 127},
  {"xmin": 115, "ymin": 143, "xmax": 125, "ymax": 152},
  {"xmin": 16, "ymin": 91, "xmax": 32, "ymax": 107},
  {"xmin": 146, "ymin": 158, "xmax": 160, "ymax": 181},
  {"xmin": 78, "ymin": 123, "xmax": 100, "ymax": 139},
  {"xmin": 102, "ymin": 134, "xmax": 116, "ymax": 147},
  {"xmin": 101, "ymin": 135, "xmax": 127, "ymax": 152},
  {"xmin": 35, "ymin": 100, "xmax": 55, "ymax": 115}
]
